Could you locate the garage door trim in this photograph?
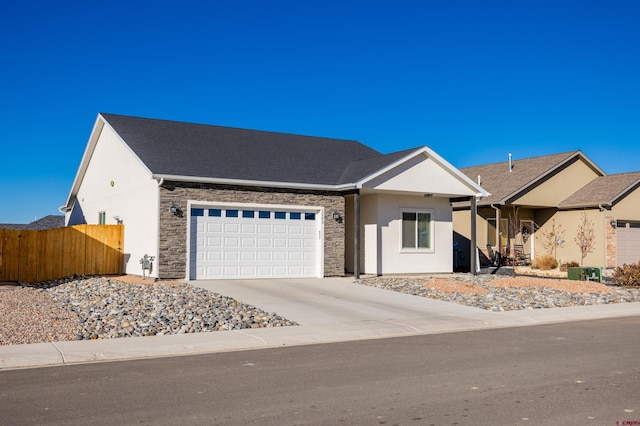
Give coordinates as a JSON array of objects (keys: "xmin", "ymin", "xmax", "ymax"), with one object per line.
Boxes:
[{"xmin": 187, "ymin": 201, "xmax": 324, "ymax": 280}]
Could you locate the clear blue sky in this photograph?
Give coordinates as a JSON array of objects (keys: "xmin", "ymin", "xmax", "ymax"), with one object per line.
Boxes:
[{"xmin": 1, "ymin": 0, "xmax": 639, "ymax": 224}]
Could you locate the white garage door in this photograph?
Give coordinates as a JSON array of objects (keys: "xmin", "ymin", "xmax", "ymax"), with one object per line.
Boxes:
[
  {"xmin": 617, "ymin": 222, "xmax": 640, "ymax": 266},
  {"xmin": 190, "ymin": 206, "xmax": 321, "ymax": 279}
]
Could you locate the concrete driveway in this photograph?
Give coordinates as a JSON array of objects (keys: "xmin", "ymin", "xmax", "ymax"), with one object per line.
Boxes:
[{"xmin": 190, "ymin": 277, "xmax": 491, "ymax": 326}]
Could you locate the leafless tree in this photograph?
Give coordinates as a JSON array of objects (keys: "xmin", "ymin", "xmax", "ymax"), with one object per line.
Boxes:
[
  {"xmin": 540, "ymin": 218, "xmax": 565, "ymax": 258},
  {"xmin": 574, "ymin": 212, "xmax": 595, "ymax": 266}
]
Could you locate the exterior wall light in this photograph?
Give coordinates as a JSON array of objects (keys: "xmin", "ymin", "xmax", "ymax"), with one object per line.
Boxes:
[
  {"xmin": 169, "ymin": 202, "xmax": 183, "ymax": 217},
  {"xmin": 610, "ymin": 219, "xmax": 617, "ymax": 228},
  {"xmin": 332, "ymin": 211, "xmax": 343, "ymax": 223}
]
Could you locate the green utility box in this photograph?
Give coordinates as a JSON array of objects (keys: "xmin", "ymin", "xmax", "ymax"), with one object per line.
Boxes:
[{"xmin": 567, "ymin": 267, "xmax": 603, "ymax": 283}]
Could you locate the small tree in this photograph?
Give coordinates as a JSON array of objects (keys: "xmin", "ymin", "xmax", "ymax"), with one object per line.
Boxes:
[
  {"xmin": 574, "ymin": 212, "xmax": 595, "ymax": 266},
  {"xmin": 540, "ymin": 218, "xmax": 565, "ymax": 257}
]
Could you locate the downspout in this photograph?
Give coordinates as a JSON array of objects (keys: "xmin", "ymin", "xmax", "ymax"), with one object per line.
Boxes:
[{"xmin": 156, "ymin": 177, "xmax": 164, "ymax": 280}]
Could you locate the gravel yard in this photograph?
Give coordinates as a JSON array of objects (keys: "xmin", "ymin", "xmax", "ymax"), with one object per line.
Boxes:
[
  {"xmin": 1, "ymin": 272, "xmax": 639, "ymax": 346},
  {"xmin": 356, "ymin": 273, "xmax": 640, "ymax": 311},
  {"xmin": 0, "ymin": 276, "xmax": 297, "ymax": 346}
]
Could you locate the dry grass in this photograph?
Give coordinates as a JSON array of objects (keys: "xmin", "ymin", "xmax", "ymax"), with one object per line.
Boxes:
[
  {"xmin": 424, "ymin": 276, "xmax": 614, "ymax": 295},
  {"xmin": 423, "ymin": 279, "xmax": 489, "ymax": 295}
]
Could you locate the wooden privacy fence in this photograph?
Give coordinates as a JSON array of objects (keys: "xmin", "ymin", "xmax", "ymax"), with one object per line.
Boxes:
[{"xmin": 0, "ymin": 225, "xmax": 124, "ymax": 283}]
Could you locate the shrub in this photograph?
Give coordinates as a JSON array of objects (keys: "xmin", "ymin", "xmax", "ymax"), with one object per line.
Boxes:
[
  {"xmin": 612, "ymin": 262, "xmax": 640, "ymax": 288},
  {"xmin": 534, "ymin": 254, "xmax": 558, "ymax": 270},
  {"xmin": 560, "ymin": 261, "xmax": 580, "ymax": 272}
]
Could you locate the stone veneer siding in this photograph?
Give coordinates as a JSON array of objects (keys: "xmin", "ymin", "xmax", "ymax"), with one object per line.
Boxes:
[
  {"xmin": 158, "ymin": 181, "xmax": 346, "ymax": 279},
  {"xmin": 605, "ymin": 215, "xmax": 617, "ymax": 268}
]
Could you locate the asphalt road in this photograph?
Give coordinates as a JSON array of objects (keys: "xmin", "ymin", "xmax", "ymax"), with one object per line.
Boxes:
[{"xmin": 1, "ymin": 317, "xmax": 639, "ymax": 426}]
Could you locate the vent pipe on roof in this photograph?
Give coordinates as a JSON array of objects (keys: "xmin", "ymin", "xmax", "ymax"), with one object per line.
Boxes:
[
  {"xmin": 508, "ymin": 153, "xmax": 513, "ymax": 172},
  {"xmin": 477, "ymin": 175, "xmax": 481, "ymax": 185}
]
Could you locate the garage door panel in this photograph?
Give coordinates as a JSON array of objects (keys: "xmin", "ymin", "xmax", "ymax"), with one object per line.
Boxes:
[
  {"xmin": 258, "ymin": 224, "xmax": 272, "ymax": 233},
  {"xmin": 207, "ymin": 237, "xmax": 222, "ymax": 247},
  {"xmin": 224, "ymin": 237, "xmax": 239, "ymax": 247},
  {"xmin": 257, "ymin": 251, "xmax": 271, "ymax": 261},
  {"xmin": 207, "ymin": 251, "xmax": 222, "ymax": 261},
  {"xmin": 257, "ymin": 238, "xmax": 272, "ymax": 248},
  {"xmin": 241, "ymin": 251, "xmax": 255, "ymax": 261},
  {"xmin": 190, "ymin": 207, "xmax": 320, "ymax": 279},
  {"xmin": 618, "ymin": 224, "xmax": 640, "ymax": 266},
  {"xmin": 289, "ymin": 238, "xmax": 302, "ymax": 248},
  {"xmin": 241, "ymin": 238, "xmax": 256, "ymax": 247},
  {"xmin": 207, "ymin": 223, "xmax": 222, "ymax": 232},
  {"xmin": 242, "ymin": 223, "xmax": 256, "ymax": 233}
]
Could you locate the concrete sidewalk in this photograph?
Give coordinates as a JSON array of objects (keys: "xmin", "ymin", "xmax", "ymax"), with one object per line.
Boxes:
[{"xmin": 1, "ymin": 278, "xmax": 639, "ymax": 370}]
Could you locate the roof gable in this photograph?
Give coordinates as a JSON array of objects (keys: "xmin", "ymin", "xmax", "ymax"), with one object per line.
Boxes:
[
  {"xmin": 559, "ymin": 172, "xmax": 640, "ymax": 209},
  {"xmin": 461, "ymin": 151, "xmax": 604, "ymax": 206}
]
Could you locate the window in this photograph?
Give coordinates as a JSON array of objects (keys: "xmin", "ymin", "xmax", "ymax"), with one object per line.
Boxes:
[
  {"xmin": 226, "ymin": 209, "xmax": 238, "ymax": 218},
  {"xmin": 402, "ymin": 211, "xmax": 432, "ymax": 249},
  {"xmin": 274, "ymin": 211, "xmax": 286, "ymax": 219},
  {"xmin": 290, "ymin": 212, "xmax": 301, "ymax": 220},
  {"xmin": 259, "ymin": 211, "xmax": 270, "ymax": 219},
  {"xmin": 98, "ymin": 211, "xmax": 106, "ymax": 224},
  {"xmin": 191, "ymin": 208, "xmax": 204, "ymax": 217},
  {"xmin": 304, "ymin": 212, "xmax": 316, "ymax": 220},
  {"xmin": 242, "ymin": 210, "xmax": 255, "ymax": 218},
  {"xmin": 208, "ymin": 209, "xmax": 221, "ymax": 217}
]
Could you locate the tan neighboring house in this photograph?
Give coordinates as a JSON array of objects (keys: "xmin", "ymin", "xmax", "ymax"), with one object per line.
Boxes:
[{"xmin": 453, "ymin": 151, "xmax": 640, "ymax": 270}]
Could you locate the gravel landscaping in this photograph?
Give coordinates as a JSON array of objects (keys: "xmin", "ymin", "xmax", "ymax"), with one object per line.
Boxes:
[
  {"xmin": 1, "ymin": 272, "xmax": 639, "ymax": 346},
  {"xmin": 0, "ymin": 276, "xmax": 297, "ymax": 346},
  {"xmin": 355, "ymin": 273, "xmax": 640, "ymax": 311}
]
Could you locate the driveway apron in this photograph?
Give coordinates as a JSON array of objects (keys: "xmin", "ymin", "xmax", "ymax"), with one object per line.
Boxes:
[{"xmin": 190, "ymin": 277, "xmax": 494, "ymax": 326}]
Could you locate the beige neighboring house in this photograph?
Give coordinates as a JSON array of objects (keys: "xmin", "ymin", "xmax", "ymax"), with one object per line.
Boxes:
[{"xmin": 453, "ymin": 151, "xmax": 640, "ymax": 270}]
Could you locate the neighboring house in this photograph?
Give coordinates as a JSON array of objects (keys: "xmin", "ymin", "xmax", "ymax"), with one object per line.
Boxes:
[
  {"xmin": 0, "ymin": 215, "xmax": 65, "ymax": 230},
  {"xmin": 61, "ymin": 113, "xmax": 488, "ymax": 280},
  {"xmin": 453, "ymin": 151, "xmax": 640, "ymax": 270}
]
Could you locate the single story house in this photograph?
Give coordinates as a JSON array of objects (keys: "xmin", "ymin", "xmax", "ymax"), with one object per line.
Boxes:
[
  {"xmin": 61, "ymin": 113, "xmax": 488, "ymax": 280},
  {"xmin": 453, "ymin": 151, "xmax": 640, "ymax": 269}
]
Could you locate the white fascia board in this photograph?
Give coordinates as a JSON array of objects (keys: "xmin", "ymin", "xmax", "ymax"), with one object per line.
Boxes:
[
  {"xmin": 153, "ymin": 174, "xmax": 358, "ymax": 191},
  {"xmin": 60, "ymin": 115, "xmax": 105, "ymax": 212},
  {"xmin": 355, "ymin": 146, "xmax": 491, "ymax": 197}
]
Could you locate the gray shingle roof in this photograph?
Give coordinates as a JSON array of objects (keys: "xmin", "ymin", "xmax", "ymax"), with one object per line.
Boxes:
[
  {"xmin": 0, "ymin": 215, "xmax": 64, "ymax": 230},
  {"xmin": 460, "ymin": 151, "xmax": 588, "ymax": 206},
  {"xmin": 101, "ymin": 113, "xmax": 388, "ymax": 186},
  {"xmin": 559, "ymin": 172, "xmax": 640, "ymax": 208}
]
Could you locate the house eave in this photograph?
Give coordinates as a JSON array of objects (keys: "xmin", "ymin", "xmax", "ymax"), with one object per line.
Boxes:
[{"xmin": 153, "ymin": 174, "xmax": 358, "ymax": 192}]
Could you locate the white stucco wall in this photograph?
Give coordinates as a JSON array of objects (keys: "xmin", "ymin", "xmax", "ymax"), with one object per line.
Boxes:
[
  {"xmin": 67, "ymin": 124, "xmax": 160, "ymax": 277},
  {"xmin": 361, "ymin": 193, "xmax": 453, "ymax": 274}
]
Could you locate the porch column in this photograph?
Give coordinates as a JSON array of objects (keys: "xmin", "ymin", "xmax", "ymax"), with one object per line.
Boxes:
[
  {"xmin": 470, "ymin": 196, "xmax": 478, "ymax": 275},
  {"xmin": 354, "ymin": 191, "xmax": 361, "ymax": 279},
  {"xmin": 495, "ymin": 207, "xmax": 501, "ymax": 255}
]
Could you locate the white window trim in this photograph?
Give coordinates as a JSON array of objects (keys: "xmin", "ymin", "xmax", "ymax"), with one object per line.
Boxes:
[{"xmin": 400, "ymin": 208, "xmax": 435, "ymax": 253}]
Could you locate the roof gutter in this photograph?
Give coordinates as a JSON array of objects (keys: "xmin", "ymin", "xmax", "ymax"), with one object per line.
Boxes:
[{"xmin": 152, "ymin": 174, "xmax": 358, "ymax": 192}]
